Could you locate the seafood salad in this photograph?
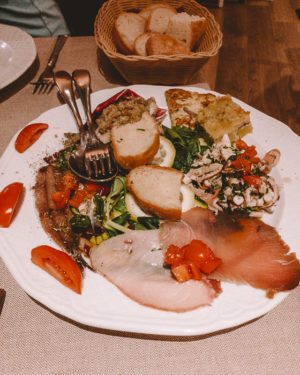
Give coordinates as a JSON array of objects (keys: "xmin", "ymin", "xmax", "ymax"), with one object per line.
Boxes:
[{"xmin": 183, "ymin": 134, "xmax": 281, "ymax": 216}]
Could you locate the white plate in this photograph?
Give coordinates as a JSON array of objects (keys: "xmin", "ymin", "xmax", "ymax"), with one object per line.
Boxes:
[
  {"xmin": 0, "ymin": 24, "xmax": 36, "ymax": 89},
  {"xmin": 0, "ymin": 85, "xmax": 299, "ymax": 336}
]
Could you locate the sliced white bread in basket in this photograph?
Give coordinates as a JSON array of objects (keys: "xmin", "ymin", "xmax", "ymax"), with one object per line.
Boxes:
[
  {"xmin": 127, "ymin": 165, "xmax": 184, "ymax": 220},
  {"xmin": 111, "ymin": 111, "xmax": 160, "ymax": 170},
  {"xmin": 139, "ymin": 3, "xmax": 177, "ymax": 20},
  {"xmin": 134, "ymin": 32, "xmax": 157, "ymax": 56},
  {"xmin": 166, "ymin": 12, "xmax": 207, "ymax": 50},
  {"xmin": 113, "ymin": 12, "xmax": 146, "ymax": 54},
  {"xmin": 146, "ymin": 33, "xmax": 190, "ymax": 55},
  {"xmin": 146, "ymin": 6, "xmax": 177, "ymax": 34}
]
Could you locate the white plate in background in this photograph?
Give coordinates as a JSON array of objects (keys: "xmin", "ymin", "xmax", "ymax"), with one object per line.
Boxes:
[{"xmin": 0, "ymin": 24, "xmax": 36, "ymax": 89}]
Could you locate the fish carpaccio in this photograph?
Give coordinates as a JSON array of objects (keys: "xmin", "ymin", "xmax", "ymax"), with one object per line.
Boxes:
[
  {"xmin": 90, "ymin": 230, "xmax": 221, "ymax": 312},
  {"xmin": 161, "ymin": 208, "xmax": 300, "ymax": 295}
]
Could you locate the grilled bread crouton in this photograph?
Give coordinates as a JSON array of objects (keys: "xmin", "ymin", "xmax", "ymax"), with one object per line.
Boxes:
[
  {"xmin": 127, "ymin": 165, "xmax": 184, "ymax": 220},
  {"xmin": 111, "ymin": 111, "xmax": 160, "ymax": 170}
]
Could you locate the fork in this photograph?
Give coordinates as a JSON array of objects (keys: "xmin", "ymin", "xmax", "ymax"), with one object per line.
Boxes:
[
  {"xmin": 72, "ymin": 69, "xmax": 118, "ymax": 179},
  {"xmin": 31, "ymin": 35, "xmax": 68, "ymax": 94}
]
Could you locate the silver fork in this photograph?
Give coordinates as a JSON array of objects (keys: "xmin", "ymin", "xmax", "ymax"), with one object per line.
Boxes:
[
  {"xmin": 31, "ymin": 35, "xmax": 68, "ymax": 94},
  {"xmin": 72, "ymin": 69, "xmax": 118, "ymax": 179}
]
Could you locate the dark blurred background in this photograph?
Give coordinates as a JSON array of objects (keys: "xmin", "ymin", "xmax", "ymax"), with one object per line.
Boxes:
[{"xmin": 57, "ymin": 0, "xmax": 106, "ymax": 36}]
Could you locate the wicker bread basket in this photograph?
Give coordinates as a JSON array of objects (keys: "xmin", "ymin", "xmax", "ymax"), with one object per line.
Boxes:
[{"xmin": 94, "ymin": 0, "xmax": 223, "ymax": 85}]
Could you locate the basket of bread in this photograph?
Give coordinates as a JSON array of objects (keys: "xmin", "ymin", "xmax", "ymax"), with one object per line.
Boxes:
[{"xmin": 94, "ymin": 0, "xmax": 222, "ymax": 85}]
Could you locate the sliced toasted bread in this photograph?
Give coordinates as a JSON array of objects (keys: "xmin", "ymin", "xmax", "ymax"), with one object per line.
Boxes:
[
  {"xmin": 139, "ymin": 3, "xmax": 177, "ymax": 20},
  {"xmin": 146, "ymin": 33, "xmax": 190, "ymax": 56},
  {"xmin": 146, "ymin": 6, "xmax": 177, "ymax": 34},
  {"xmin": 197, "ymin": 94, "xmax": 253, "ymax": 141},
  {"xmin": 134, "ymin": 32, "xmax": 157, "ymax": 56},
  {"xmin": 166, "ymin": 12, "xmax": 207, "ymax": 50},
  {"xmin": 165, "ymin": 88, "xmax": 216, "ymax": 128},
  {"xmin": 127, "ymin": 165, "xmax": 184, "ymax": 220},
  {"xmin": 113, "ymin": 12, "xmax": 146, "ymax": 54},
  {"xmin": 111, "ymin": 111, "xmax": 160, "ymax": 170}
]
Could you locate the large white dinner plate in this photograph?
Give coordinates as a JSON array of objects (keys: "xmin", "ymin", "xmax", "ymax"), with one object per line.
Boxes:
[
  {"xmin": 0, "ymin": 85, "xmax": 299, "ymax": 336},
  {"xmin": 0, "ymin": 24, "xmax": 36, "ymax": 89}
]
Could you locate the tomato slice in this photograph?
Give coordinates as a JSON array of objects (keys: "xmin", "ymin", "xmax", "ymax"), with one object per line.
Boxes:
[
  {"xmin": 0, "ymin": 182, "xmax": 23, "ymax": 227},
  {"xmin": 15, "ymin": 123, "xmax": 48, "ymax": 153},
  {"xmin": 31, "ymin": 245, "xmax": 82, "ymax": 294}
]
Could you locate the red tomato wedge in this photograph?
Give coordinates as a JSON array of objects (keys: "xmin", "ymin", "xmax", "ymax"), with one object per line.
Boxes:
[
  {"xmin": 15, "ymin": 123, "xmax": 48, "ymax": 153},
  {"xmin": 31, "ymin": 246, "xmax": 82, "ymax": 294},
  {"xmin": 0, "ymin": 182, "xmax": 23, "ymax": 227}
]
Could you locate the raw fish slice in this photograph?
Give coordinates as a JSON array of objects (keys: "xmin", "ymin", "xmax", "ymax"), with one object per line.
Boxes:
[
  {"xmin": 90, "ymin": 230, "xmax": 220, "ymax": 312},
  {"xmin": 160, "ymin": 208, "xmax": 300, "ymax": 294}
]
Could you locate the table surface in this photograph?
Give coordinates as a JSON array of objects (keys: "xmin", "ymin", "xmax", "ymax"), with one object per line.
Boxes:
[{"xmin": 0, "ymin": 35, "xmax": 299, "ymax": 375}]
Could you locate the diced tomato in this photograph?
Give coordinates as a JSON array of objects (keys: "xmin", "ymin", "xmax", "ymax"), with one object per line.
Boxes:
[
  {"xmin": 0, "ymin": 182, "xmax": 23, "ymax": 227},
  {"xmin": 199, "ymin": 257, "xmax": 222, "ymax": 275},
  {"xmin": 62, "ymin": 171, "xmax": 78, "ymax": 190},
  {"xmin": 236, "ymin": 139, "xmax": 248, "ymax": 150},
  {"xmin": 164, "ymin": 244, "xmax": 185, "ymax": 266},
  {"xmin": 186, "ymin": 262, "xmax": 203, "ymax": 280},
  {"xmin": 31, "ymin": 245, "xmax": 82, "ymax": 294},
  {"xmin": 171, "ymin": 263, "xmax": 192, "ymax": 282},
  {"xmin": 183, "ymin": 239, "xmax": 214, "ymax": 267},
  {"xmin": 15, "ymin": 123, "xmax": 48, "ymax": 153},
  {"xmin": 51, "ymin": 190, "xmax": 71, "ymax": 209},
  {"xmin": 243, "ymin": 175, "xmax": 263, "ymax": 186},
  {"xmin": 68, "ymin": 189, "xmax": 87, "ymax": 208},
  {"xmin": 231, "ymin": 156, "xmax": 252, "ymax": 174},
  {"xmin": 84, "ymin": 182, "xmax": 102, "ymax": 194}
]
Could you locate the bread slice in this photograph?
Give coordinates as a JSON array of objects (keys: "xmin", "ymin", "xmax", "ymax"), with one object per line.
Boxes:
[
  {"xmin": 127, "ymin": 165, "xmax": 184, "ymax": 220},
  {"xmin": 166, "ymin": 12, "xmax": 207, "ymax": 50},
  {"xmin": 134, "ymin": 32, "xmax": 157, "ymax": 56},
  {"xmin": 165, "ymin": 88, "xmax": 216, "ymax": 128},
  {"xmin": 197, "ymin": 94, "xmax": 253, "ymax": 141},
  {"xmin": 146, "ymin": 33, "xmax": 190, "ymax": 55},
  {"xmin": 139, "ymin": 3, "xmax": 177, "ymax": 20},
  {"xmin": 146, "ymin": 7, "xmax": 177, "ymax": 34},
  {"xmin": 111, "ymin": 111, "xmax": 160, "ymax": 170},
  {"xmin": 113, "ymin": 12, "xmax": 146, "ymax": 54}
]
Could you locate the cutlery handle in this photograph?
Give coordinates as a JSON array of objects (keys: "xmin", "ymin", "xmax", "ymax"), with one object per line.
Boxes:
[
  {"xmin": 53, "ymin": 71, "xmax": 85, "ymax": 132},
  {"xmin": 72, "ymin": 70, "xmax": 93, "ymax": 127},
  {"xmin": 47, "ymin": 34, "xmax": 68, "ymax": 68}
]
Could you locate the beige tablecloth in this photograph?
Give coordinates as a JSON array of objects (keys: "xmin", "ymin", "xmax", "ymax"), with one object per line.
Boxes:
[{"xmin": 0, "ymin": 36, "xmax": 300, "ymax": 375}]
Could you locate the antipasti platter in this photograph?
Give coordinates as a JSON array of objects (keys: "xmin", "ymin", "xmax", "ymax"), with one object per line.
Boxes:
[{"xmin": 0, "ymin": 85, "xmax": 299, "ymax": 336}]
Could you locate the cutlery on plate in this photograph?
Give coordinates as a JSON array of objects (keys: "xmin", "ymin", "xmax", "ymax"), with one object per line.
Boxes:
[
  {"xmin": 53, "ymin": 70, "xmax": 118, "ymax": 183},
  {"xmin": 72, "ymin": 69, "xmax": 118, "ymax": 180},
  {"xmin": 31, "ymin": 34, "xmax": 68, "ymax": 94}
]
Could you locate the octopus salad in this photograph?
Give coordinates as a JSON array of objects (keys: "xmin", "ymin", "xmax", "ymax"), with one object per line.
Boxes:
[{"xmin": 183, "ymin": 134, "xmax": 281, "ymax": 217}]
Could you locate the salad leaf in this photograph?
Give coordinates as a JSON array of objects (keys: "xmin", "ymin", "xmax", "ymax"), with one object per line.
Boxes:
[
  {"xmin": 70, "ymin": 214, "xmax": 91, "ymax": 230},
  {"xmin": 162, "ymin": 126, "xmax": 201, "ymax": 173},
  {"xmin": 54, "ymin": 146, "xmax": 76, "ymax": 171},
  {"xmin": 94, "ymin": 194, "xmax": 104, "ymax": 218},
  {"xmin": 137, "ymin": 216, "xmax": 160, "ymax": 229}
]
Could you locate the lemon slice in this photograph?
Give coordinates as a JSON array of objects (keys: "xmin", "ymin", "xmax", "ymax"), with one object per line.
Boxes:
[
  {"xmin": 125, "ymin": 193, "xmax": 150, "ymax": 220},
  {"xmin": 180, "ymin": 184, "xmax": 196, "ymax": 212},
  {"xmin": 151, "ymin": 136, "xmax": 176, "ymax": 167}
]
